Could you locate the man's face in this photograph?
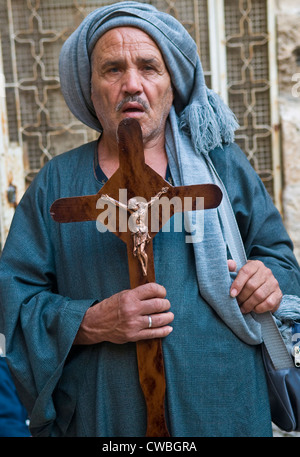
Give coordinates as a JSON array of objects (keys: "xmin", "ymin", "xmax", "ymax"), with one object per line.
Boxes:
[{"xmin": 91, "ymin": 27, "xmax": 174, "ymax": 145}]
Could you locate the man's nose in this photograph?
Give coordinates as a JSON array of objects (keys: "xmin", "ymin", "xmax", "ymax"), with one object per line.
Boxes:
[{"xmin": 122, "ymin": 70, "xmax": 143, "ymax": 95}]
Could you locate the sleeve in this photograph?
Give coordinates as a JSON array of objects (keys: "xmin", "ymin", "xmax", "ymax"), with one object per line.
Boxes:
[
  {"xmin": 0, "ymin": 163, "xmax": 94, "ymax": 436},
  {"xmin": 211, "ymin": 143, "xmax": 300, "ymax": 296}
]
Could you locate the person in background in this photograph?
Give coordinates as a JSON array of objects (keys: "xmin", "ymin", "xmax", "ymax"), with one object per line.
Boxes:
[{"xmin": 0, "ymin": 358, "xmax": 30, "ymax": 437}]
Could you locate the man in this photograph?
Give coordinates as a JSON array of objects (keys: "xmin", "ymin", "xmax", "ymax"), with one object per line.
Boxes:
[{"xmin": 0, "ymin": 2, "xmax": 300, "ymax": 437}]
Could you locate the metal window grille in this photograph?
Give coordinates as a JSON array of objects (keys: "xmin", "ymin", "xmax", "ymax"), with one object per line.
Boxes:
[
  {"xmin": 223, "ymin": 0, "xmax": 279, "ymax": 201},
  {"xmin": 0, "ymin": 0, "xmax": 279, "ymax": 246}
]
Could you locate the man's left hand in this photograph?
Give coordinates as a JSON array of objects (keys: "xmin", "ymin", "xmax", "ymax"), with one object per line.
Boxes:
[{"xmin": 228, "ymin": 259, "xmax": 282, "ymax": 314}]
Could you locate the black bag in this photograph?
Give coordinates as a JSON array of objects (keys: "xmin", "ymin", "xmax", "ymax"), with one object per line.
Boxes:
[{"xmin": 262, "ymin": 343, "xmax": 300, "ymax": 432}]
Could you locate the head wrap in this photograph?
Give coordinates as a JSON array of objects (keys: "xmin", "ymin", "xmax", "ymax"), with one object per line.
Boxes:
[{"xmin": 59, "ymin": 1, "xmax": 238, "ymax": 155}]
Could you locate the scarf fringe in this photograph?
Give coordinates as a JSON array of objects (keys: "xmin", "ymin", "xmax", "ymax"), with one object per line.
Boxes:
[
  {"xmin": 274, "ymin": 295, "xmax": 300, "ymax": 355},
  {"xmin": 179, "ymin": 89, "xmax": 239, "ymax": 155}
]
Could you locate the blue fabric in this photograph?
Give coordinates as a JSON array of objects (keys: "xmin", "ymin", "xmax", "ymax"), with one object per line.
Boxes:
[
  {"xmin": 0, "ymin": 358, "xmax": 30, "ymax": 437},
  {"xmin": 58, "ymin": 1, "xmax": 239, "ymax": 155},
  {"xmin": 1, "ymin": 140, "xmax": 299, "ymax": 436}
]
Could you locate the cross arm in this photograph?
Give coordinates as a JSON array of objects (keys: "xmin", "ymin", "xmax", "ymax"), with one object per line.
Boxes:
[
  {"xmin": 170, "ymin": 184, "xmax": 222, "ymax": 210},
  {"xmin": 50, "ymin": 183, "xmax": 222, "ymax": 224}
]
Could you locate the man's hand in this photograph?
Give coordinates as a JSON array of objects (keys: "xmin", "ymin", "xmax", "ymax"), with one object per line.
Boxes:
[
  {"xmin": 74, "ymin": 283, "xmax": 174, "ymax": 345},
  {"xmin": 228, "ymin": 259, "xmax": 282, "ymax": 314}
]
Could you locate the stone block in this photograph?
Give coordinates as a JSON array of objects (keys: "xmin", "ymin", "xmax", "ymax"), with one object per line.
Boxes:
[{"xmin": 277, "ymin": 14, "xmax": 300, "ymax": 95}]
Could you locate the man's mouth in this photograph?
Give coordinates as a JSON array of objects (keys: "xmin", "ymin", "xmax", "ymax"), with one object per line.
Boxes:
[
  {"xmin": 116, "ymin": 96, "xmax": 149, "ymax": 115},
  {"xmin": 121, "ymin": 103, "xmax": 145, "ymax": 114}
]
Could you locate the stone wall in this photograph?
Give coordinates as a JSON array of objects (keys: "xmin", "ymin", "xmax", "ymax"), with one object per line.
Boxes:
[
  {"xmin": 276, "ymin": 0, "xmax": 300, "ymax": 262},
  {"xmin": 275, "ymin": 1, "xmax": 300, "ymax": 437}
]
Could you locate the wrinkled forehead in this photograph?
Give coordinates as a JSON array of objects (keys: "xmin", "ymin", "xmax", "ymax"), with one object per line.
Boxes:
[{"xmin": 91, "ymin": 26, "xmax": 167, "ymax": 66}]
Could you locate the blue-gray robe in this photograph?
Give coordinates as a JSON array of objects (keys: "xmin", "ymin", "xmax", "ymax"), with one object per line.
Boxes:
[{"xmin": 0, "ymin": 141, "xmax": 300, "ymax": 437}]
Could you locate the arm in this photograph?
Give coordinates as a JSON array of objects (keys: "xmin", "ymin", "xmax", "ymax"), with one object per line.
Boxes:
[
  {"xmin": 148, "ymin": 187, "xmax": 169, "ymax": 208},
  {"xmin": 0, "ymin": 164, "xmax": 94, "ymax": 436},
  {"xmin": 211, "ymin": 143, "xmax": 300, "ymax": 314},
  {"xmin": 101, "ymin": 193, "xmax": 129, "ymax": 211},
  {"xmin": 0, "ymin": 164, "xmax": 174, "ymax": 435}
]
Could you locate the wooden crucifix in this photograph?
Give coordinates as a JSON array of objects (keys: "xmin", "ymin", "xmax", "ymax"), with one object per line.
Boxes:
[{"xmin": 50, "ymin": 118, "xmax": 222, "ymax": 437}]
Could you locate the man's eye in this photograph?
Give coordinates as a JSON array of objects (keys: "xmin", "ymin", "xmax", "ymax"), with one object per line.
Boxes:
[
  {"xmin": 143, "ymin": 66, "xmax": 155, "ymax": 72},
  {"xmin": 108, "ymin": 67, "xmax": 120, "ymax": 73}
]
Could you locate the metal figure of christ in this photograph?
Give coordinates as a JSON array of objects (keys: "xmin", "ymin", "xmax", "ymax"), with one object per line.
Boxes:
[{"xmin": 101, "ymin": 187, "xmax": 169, "ymax": 276}]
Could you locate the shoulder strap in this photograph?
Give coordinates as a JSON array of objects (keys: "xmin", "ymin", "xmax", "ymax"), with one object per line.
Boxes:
[{"xmin": 205, "ymin": 155, "xmax": 294, "ymax": 370}]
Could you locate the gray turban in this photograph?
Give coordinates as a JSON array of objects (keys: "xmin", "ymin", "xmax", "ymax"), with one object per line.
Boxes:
[{"xmin": 59, "ymin": 1, "xmax": 238, "ymax": 154}]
